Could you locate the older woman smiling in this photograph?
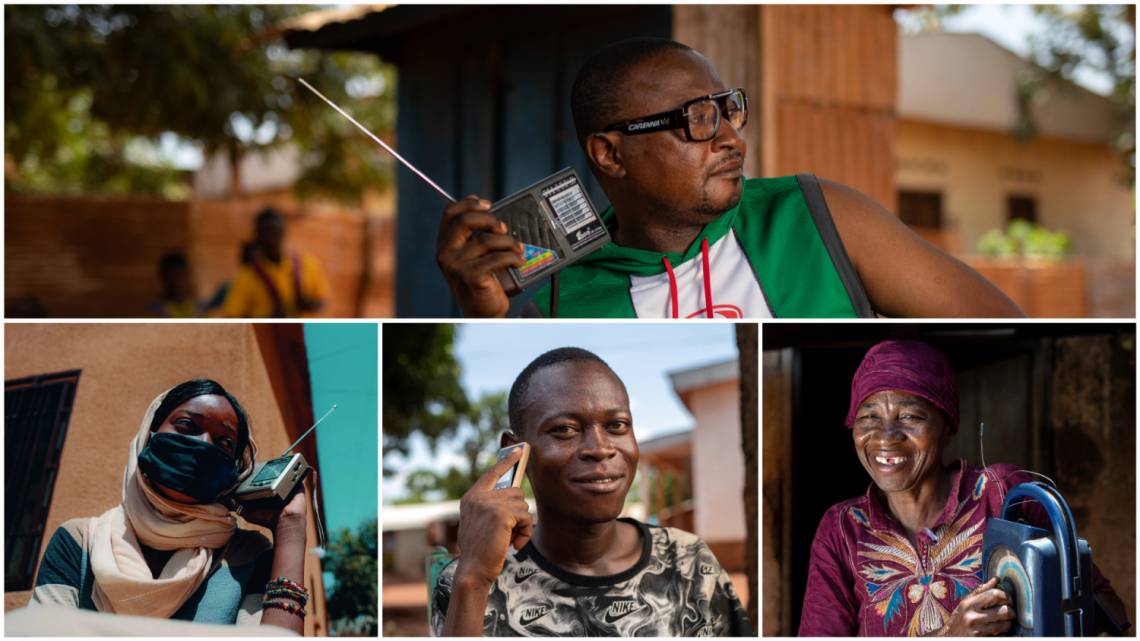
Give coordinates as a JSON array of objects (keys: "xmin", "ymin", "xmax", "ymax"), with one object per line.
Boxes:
[{"xmin": 799, "ymin": 340, "xmax": 1126, "ymax": 636}]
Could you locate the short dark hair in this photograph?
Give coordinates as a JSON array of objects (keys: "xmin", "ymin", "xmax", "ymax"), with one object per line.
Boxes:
[
  {"xmin": 570, "ymin": 37, "xmax": 696, "ymax": 149},
  {"xmin": 158, "ymin": 252, "xmax": 188, "ymax": 278},
  {"xmin": 507, "ymin": 347, "xmax": 622, "ymax": 434},
  {"xmin": 149, "ymin": 379, "xmax": 251, "ymax": 459},
  {"xmin": 254, "ymin": 206, "xmax": 282, "ymax": 228}
]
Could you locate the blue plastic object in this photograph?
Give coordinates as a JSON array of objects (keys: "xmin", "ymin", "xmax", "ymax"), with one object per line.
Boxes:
[{"xmin": 982, "ymin": 481, "xmax": 1094, "ymax": 636}]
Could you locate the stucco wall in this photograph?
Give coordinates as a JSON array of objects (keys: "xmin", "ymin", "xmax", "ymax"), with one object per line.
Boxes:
[
  {"xmin": 896, "ymin": 118, "xmax": 1135, "ymax": 261},
  {"xmin": 690, "ymin": 379, "xmax": 746, "ymax": 542}
]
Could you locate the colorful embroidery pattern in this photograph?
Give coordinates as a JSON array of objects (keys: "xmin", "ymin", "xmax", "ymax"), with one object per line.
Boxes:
[{"xmin": 855, "ymin": 501, "xmax": 984, "ymax": 636}]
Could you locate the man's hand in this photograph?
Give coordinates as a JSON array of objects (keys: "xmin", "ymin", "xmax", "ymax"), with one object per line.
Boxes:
[
  {"xmin": 452, "ymin": 448, "xmax": 534, "ymax": 587},
  {"xmin": 936, "ymin": 578, "xmax": 1016, "ymax": 636},
  {"xmin": 436, "ymin": 195, "xmax": 525, "ymax": 318}
]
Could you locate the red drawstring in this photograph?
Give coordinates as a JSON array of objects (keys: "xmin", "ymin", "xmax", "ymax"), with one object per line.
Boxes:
[
  {"xmin": 662, "ymin": 256, "xmax": 680, "ymax": 319},
  {"xmin": 701, "ymin": 237, "xmax": 713, "ymax": 318},
  {"xmin": 661, "ymin": 237, "xmax": 715, "ymax": 318}
]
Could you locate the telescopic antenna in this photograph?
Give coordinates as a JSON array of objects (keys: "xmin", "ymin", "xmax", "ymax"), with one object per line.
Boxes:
[
  {"xmin": 296, "ymin": 78, "xmax": 457, "ymax": 203},
  {"xmin": 284, "ymin": 404, "xmax": 337, "ymax": 456}
]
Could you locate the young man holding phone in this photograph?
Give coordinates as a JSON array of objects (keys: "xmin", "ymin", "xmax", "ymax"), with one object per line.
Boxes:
[{"xmin": 430, "ymin": 348, "xmax": 751, "ymax": 636}]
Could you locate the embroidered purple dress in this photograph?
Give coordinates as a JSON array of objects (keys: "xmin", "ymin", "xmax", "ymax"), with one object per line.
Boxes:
[{"xmin": 799, "ymin": 460, "xmax": 1114, "ymax": 636}]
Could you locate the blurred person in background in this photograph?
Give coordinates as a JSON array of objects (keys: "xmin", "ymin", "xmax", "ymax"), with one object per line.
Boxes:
[
  {"xmin": 151, "ymin": 252, "xmax": 202, "ymax": 318},
  {"xmin": 221, "ymin": 207, "xmax": 328, "ymax": 318}
]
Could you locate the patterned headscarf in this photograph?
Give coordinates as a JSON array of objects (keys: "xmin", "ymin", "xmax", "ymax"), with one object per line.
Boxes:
[{"xmin": 845, "ymin": 340, "xmax": 959, "ymax": 432}]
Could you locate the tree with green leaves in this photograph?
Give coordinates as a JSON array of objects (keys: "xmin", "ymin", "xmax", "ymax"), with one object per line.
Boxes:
[
  {"xmin": 1020, "ymin": 5, "xmax": 1134, "ymax": 180},
  {"xmin": 5, "ymin": 5, "xmax": 395, "ymax": 201},
  {"xmin": 324, "ymin": 519, "xmax": 378, "ymax": 636},
  {"xmin": 393, "ymin": 391, "xmax": 513, "ymax": 503},
  {"xmin": 382, "ymin": 324, "xmax": 469, "ymax": 476}
]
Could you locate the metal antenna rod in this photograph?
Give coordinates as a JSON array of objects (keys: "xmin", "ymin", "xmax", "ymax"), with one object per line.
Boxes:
[
  {"xmin": 284, "ymin": 404, "xmax": 338, "ymax": 455},
  {"xmin": 296, "ymin": 78, "xmax": 457, "ymax": 203}
]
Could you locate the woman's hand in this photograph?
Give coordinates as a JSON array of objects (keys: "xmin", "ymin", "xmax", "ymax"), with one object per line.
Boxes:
[
  {"xmin": 240, "ymin": 485, "xmax": 308, "ymax": 533},
  {"xmin": 259, "ymin": 486, "xmax": 309, "ymax": 634},
  {"xmin": 936, "ymin": 578, "xmax": 1016, "ymax": 636}
]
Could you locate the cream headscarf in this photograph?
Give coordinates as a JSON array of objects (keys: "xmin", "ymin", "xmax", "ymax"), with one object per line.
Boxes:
[{"xmin": 83, "ymin": 386, "xmax": 258, "ymax": 618}]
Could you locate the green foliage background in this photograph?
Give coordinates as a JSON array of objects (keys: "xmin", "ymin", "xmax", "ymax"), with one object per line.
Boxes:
[
  {"xmin": 5, "ymin": 5, "xmax": 396, "ymax": 202},
  {"xmin": 324, "ymin": 519, "xmax": 378, "ymax": 636}
]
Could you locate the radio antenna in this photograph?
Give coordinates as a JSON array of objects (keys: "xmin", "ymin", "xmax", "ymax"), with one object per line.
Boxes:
[
  {"xmin": 296, "ymin": 78, "xmax": 457, "ymax": 204},
  {"xmin": 284, "ymin": 404, "xmax": 337, "ymax": 456}
]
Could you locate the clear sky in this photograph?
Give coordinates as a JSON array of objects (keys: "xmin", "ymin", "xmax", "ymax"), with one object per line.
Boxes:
[
  {"xmin": 382, "ymin": 323, "xmax": 740, "ymax": 503},
  {"xmin": 304, "ymin": 323, "xmax": 379, "ymax": 536}
]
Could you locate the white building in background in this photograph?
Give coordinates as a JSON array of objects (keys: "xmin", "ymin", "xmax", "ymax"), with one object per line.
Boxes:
[
  {"xmin": 896, "ymin": 32, "xmax": 1132, "ymax": 262},
  {"xmin": 670, "ymin": 359, "xmax": 746, "ymax": 551}
]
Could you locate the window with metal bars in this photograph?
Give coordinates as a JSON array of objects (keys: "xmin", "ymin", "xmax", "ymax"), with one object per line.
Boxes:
[{"xmin": 5, "ymin": 370, "xmax": 81, "ymax": 591}]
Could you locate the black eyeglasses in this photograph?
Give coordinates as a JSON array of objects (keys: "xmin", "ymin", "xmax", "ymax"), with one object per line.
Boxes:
[{"xmin": 602, "ymin": 88, "xmax": 748, "ymax": 142}]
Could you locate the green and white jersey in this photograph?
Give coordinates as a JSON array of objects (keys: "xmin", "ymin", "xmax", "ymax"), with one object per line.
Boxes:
[{"xmin": 529, "ymin": 174, "xmax": 873, "ymax": 318}]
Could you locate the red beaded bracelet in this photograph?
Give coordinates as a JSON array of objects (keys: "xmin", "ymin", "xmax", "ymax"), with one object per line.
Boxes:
[{"xmin": 267, "ymin": 577, "xmax": 306, "ymax": 594}]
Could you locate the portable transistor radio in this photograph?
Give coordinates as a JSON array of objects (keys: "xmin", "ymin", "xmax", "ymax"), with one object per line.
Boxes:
[
  {"xmin": 233, "ymin": 405, "xmax": 336, "ymax": 509},
  {"xmin": 490, "ymin": 168, "xmax": 609, "ymax": 289},
  {"xmin": 296, "ymin": 79, "xmax": 610, "ymax": 292},
  {"xmin": 981, "ymin": 481, "xmax": 1094, "ymax": 636}
]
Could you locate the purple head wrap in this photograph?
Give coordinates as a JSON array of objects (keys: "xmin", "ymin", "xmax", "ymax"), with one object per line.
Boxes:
[{"xmin": 845, "ymin": 340, "xmax": 959, "ymax": 432}]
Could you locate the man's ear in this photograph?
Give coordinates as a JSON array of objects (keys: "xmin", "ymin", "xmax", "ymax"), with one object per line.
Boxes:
[
  {"xmin": 586, "ymin": 132, "xmax": 626, "ymax": 179},
  {"xmin": 500, "ymin": 431, "xmax": 520, "ymax": 448}
]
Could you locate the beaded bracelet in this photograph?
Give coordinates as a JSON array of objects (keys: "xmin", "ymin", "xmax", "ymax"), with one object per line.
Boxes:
[
  {"xmin": 263, "ymin": 597, "xmax": 306, "ymax": 618},
  {"xmin": 266, "ymin": 586, "xmax": 309, "ymax": 606},
  {"xmin": 267, "ymin": 577, "xmax": 306, "ymax": 594}
]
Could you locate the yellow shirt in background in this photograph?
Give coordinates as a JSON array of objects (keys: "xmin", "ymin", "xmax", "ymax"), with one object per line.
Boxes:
[{"xmin": 221, "ymin": 253, "xmax": 330, "ymax": 318}]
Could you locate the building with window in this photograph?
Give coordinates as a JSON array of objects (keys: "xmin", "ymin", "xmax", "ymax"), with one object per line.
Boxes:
[{"xmin": 897, "ymin": 32, "xmax": 1132, "ymax": 257}]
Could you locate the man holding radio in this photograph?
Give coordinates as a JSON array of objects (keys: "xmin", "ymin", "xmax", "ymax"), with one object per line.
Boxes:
[
  {"xmin": 430, "ymin": 348, "xmax": 751, "ymax": 636},
  {"xmin": 435, "ymin": 38, "xmax": 1023, "ymax": 319}
]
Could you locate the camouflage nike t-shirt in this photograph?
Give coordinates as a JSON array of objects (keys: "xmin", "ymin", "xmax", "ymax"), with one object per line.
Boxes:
[{"xmin": 430, "ymin": 518, "xmax": 753, "ymax": 636}]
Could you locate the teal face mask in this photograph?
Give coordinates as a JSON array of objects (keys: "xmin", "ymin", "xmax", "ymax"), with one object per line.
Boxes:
[{"xmin": 137, "ymin": 432, "xmax": 238, "ymax": 504}]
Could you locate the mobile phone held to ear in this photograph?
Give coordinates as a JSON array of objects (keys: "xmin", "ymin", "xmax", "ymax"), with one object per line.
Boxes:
[{"xmin": 494, "ymin": 442, "xmax": 530, "ymax": 490}]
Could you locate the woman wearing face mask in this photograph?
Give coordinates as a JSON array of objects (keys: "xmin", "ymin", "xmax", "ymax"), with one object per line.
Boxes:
[{"xmin": 29, "ymin": 380, "xmax": 309, "ymax": 633}]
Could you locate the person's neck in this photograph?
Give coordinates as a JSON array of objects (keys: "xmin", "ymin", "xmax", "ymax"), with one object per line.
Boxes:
[
  {"xmin": 531, "ymin": 507, "xmax": 636, "ymax": 575},
  {"xmin": 881, "ymin": 464, "xmax": 953, "ymax": 539},
  {"xmin": 613, "ymin": 223, "xmax": 703, "ymax": 254},
  {"xmin": 608, "ymin": 195, "xmax": 707, "ymax": 254},
  {"xmin": 140, "ymin": 544, "xmax": 175, "ymax": 580}
]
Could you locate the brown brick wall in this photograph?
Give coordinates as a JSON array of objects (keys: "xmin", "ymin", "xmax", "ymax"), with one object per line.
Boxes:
[
  {"xmin": 6, "ymin": 195, "xmax": 395, "ymax": 318},
  {"xmin": 5, "ymin": 196, "xmax": 191, "ymax": 318}
]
